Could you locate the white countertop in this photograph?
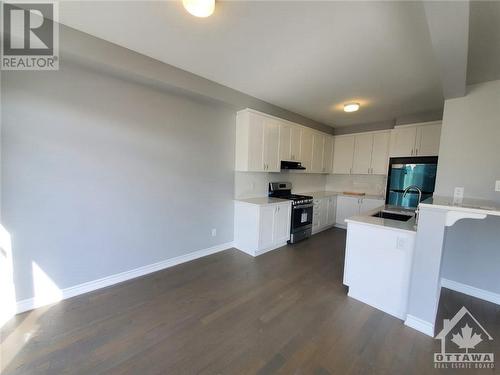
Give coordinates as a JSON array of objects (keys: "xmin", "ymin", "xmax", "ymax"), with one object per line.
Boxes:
[
  {"xmin": 345, "ymin": 205, "xmax": 417, "ymax": 234},
  {"xmin": 234, "ymin": 197, "xmax": 290, "ymax": 206},
  {"xmin": 302, "ymin": 191, "xmax": 385, "ymax": 200},
  {"xmin": 419, "ymin": 196, "xmax": 500, "ymax": 217}
]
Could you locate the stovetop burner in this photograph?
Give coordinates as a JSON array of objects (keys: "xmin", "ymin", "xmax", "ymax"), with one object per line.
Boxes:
[{"xmin": 268, "ymin": 182, "xmax": 313, "ymax": 206}]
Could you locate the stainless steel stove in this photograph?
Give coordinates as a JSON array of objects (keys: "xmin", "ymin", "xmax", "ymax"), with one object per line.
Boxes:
[{"xmin": 268, "ymin": 182, "xmax": 313, "ymax": 243}]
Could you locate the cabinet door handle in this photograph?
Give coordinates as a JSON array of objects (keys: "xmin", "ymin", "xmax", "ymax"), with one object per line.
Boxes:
[
  {"xmin": 349, "ymin": 167, "xmax": 352, "ymax": 174},
  {"xmin": 411, "ymin": 149, "xmax": 414, "ymax": 156},
  {"xmin": 415, "ymin": 148, "xmax": 418, "ymax": 156}
]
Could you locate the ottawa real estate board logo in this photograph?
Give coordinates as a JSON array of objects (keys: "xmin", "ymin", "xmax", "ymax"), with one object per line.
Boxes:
[
  {"xmin": 1, "ymin": 1, "xmax": 59, "ymax": 70},
  {"xmin": 434, "ymin": 306, "xmax": 495, "ymax": 370}
]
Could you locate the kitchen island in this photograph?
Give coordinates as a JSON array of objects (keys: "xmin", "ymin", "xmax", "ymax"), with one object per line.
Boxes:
[{"xmin": 343, "ymin": 205, "xmax": 417, "ymax": 320}]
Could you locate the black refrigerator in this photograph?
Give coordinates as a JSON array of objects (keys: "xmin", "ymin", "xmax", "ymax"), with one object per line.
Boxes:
[{"xmin": 385, "ymin": 156, "xmax": 438, "ymax": 209}]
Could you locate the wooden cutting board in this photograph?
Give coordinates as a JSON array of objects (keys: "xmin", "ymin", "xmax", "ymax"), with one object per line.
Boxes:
[{"xmin": 343, "ymin": 191, "xmax": 366, "ymax": 196}]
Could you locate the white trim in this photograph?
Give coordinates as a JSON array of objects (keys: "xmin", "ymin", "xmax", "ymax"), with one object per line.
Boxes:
[
  {"xmin": 441, "ymin": 278, "xmax": 500, "ymax": 306},
  {"xmin": 348, "ymin": 289, "xmax": 405, "ymax": 320},
  {"xmin": 254, "ymin": 241, "xmax": 288, "ymax": 256},
  {"xmin": 394, "ymin": 120, "xmax": 442, "ymax": 129},
  {"xmin": 444, "ymin": 211, "xmax": 486, "ymax": 227},
  {"xmin": 16, "ymin": 241, "xmax": 234, "ymax": 314},
  {"xmin": 404, "ymin": 314, "xmax": 435, "ymax": 337},
  {"xmin": 312, "ymin": 223, "xmax": 336, "ymax": 235}
]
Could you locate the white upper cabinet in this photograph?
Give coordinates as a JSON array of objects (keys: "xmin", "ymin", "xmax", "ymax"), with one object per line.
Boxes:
[
  {"xmin": 235, "ymin": 111, "xmax": 265, "ymax": 171},
  {"xmin": 299, "ymin": 128, "xmax": 313, "ymax": 171},
  {"xmin": 279, "ymin": 122, "xmax": 303, "ymax": 162},
  {"xmin": 290, "ymin": 126, "xmax": 301, "ymax": 162},
  {"xmin": 415, "ymin": 123, "xmax": 441, "ymax": 156},
  {"xmin": 323, "ymin": 136, "xmax": 334, "ymax": 174},
  {"xmin": 352, "ymin": 133, "xmax": 373, "ymax": 174},
  {"xmin": 235, "ymin": 109, "xmax": 333, "ymax": 173},
  {"xmin": 279, "ymin": 123, "xmax": 292, "ymax": 162},
  {"xmin": 389, "ymin": 126, "xmax": 417, "ymax": 157},
  {"xmin": 370, "ymin": 132, "xmax": 390, "ymax": 174},
  {"xmin": 332, "ymin": 135, "xmax": 355, "ymax": 174},
  {"xmin": 390, "ymin": 121, "xmax": 441, "ymax": 157},
  {"xmin": 333, "ymin": 131, "xmax": 390, "ymax": 175},
  {"xmin": 263, "ymin": 119, "xmax": 280, "ymax": 172},
  {"xmin": 311, "ymin": 133, "xmax": 325, "ymax": 173}
]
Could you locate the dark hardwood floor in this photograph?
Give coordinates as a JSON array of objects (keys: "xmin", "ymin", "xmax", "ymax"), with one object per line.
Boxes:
[{"xmin": 1, "ymin": 228, "xmax": 499, "ymax": 374}]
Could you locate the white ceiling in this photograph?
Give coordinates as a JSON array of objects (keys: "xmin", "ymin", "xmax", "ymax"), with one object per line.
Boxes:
[{"xmin": 59, "ymin": 1, "xmax": 445, "ymax": 128}]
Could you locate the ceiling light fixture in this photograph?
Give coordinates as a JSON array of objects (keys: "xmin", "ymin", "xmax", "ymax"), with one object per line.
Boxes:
[
  {"xmin": 344, "ymin": 103, "xmax": 360, "ymax": 112},
  {"xmin": 183, "ymin": 0, "xmax": 215, "ymax": 17}
]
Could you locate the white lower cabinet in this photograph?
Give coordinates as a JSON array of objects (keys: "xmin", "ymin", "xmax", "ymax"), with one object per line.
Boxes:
[
  {"xmin": 360, "ymin": 198, "xmax": 385, "ymax": 214},
  {"xmin": 343, "ymin": 222, "xmax": 415, "ymax": 319},
  {"xmin": 327, "ymin": 196, "xmax": 337, "ymax": 225},
  {"xmin": 312, "ymin": 196, "xmax": 337, "ymax": 234},
  {"xmin": 336, "ymin": 196, "xmax": 385, "ymax": 227},
  {"xmin": 234, "ymin": 201, "xmax": 291, "ymax": 257}
]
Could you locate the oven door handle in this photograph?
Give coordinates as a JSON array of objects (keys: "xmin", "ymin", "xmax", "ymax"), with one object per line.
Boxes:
[{"xmin": 293, "ymin": 204, "xmax": 313, "ymax": 209}]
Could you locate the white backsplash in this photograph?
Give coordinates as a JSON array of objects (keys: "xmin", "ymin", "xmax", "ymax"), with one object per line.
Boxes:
[
  {"xmin": 235, "ymin": 171, "xmax": 327, "ymax": 198},
  {"xmin": 235, "ymin": 172, "xmax": 387, "ymax": 199},
  {"xmin": 325, "ymin": 174, "xmax": 387, "ymax": 196}
]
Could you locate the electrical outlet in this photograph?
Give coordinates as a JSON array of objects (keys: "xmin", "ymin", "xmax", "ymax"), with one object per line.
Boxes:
[
  {"xmin": 496, "ymin": 180, "xmax": 500, "ymax": 192},
  {"xmin": 396, "ymin": 237, "xmax": 406, "ymax": 250},
  {"xmin": 454, "ymin": 187, "xmax": 464, "ymax": 198},
  {"xmin": 211, "ymin": 228, "xmax": 217, "ymax": 237},
  {"xmin": 453, "ymin": 187, "xmax": 464, "ymax": 204}
]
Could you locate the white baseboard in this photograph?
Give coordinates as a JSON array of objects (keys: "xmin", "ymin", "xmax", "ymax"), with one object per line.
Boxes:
[
  {"xmin": 16, "ymin": 241, "xmax": 234, "ymax": 314},
  {"xmin": 348, "ymin": 289, "xmax": 405, "ymax": 320},
  {"xmin": 333, "ymin": 224, "xmax": 347, "ymax": 230},
  {"xmin": 312, "ymin": 223, "xmax": 336, "ymax": 236},
  {"xmin": 404, "ymin": 314, "xmax": 435, "ymax": 337},
  {"xmin": 441, "ymin": 278, "xmax": 500, "ymax": 306},
  {"xmin": 254, "ymin": 241, "xmax": 288, "ymax": 256}
]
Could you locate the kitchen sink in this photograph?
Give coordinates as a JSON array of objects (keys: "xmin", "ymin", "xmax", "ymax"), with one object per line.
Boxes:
[{"xmin": 372, "ymin": 210, "xmax": 414, "ymax": 222}]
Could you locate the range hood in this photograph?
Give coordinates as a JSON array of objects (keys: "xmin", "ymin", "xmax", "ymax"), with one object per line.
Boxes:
[{"xmin": 281, "ymin": 161, "xmax": 306, "ymax": 170}]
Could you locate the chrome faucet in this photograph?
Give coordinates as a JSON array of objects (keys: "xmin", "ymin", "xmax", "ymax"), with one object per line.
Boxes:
[
  {"xmin": 403, "ymin": 185, "xmax": 423, "ymax": 225},
  {"xmin": 403, "ymin": 185, "xmax": 423, "ymax": 204}
]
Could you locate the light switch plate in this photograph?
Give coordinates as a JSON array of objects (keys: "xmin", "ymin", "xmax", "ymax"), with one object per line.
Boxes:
[{"xmin": 496, "ymin": 181, "xmax": 500, "ymax": 192}]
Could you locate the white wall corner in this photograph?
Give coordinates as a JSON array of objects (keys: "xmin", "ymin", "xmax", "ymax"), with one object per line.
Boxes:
[{"xmin": 404, "ymin": 314, "xmax": 435, "ymax": 337}]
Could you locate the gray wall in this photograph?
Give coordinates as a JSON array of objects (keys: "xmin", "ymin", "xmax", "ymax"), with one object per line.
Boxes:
[
  {"xmin": 2, "ymin": 61, "xmax": 237, "ymax": 302},
  {"xmin": 435, "ymin": 79, "xmax": 500, "ymax": 201},
  {"xmin": 60, "ymin": 25, "xmax": 334, "ymax": 135},
  {"xmin": 2, "ymin": 26, "xmax": 332, "ymax": 304},
  {"xmin": 0, "ymin": 24, "xmax": 447, "ymax": 305},
  {"xmin": 435, "ymin": 79, "xmax": 500, "ymax": 295},
  {"xmin": 442, "ymin": 216, "xmax": 500, "ymax": 294}
]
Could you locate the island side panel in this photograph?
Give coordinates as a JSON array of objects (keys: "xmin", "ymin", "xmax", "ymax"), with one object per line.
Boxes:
[{"xmin": 405, "ymin": 207, "xmax": 448, "ymax": 336}]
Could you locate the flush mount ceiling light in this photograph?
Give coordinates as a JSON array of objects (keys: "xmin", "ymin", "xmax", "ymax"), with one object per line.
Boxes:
[
  {"xmin": 183, "ymin": 0, "xmax": 215, "ymax": 17},
  {"xmin": 344, "ymin": 103, "xmax": 360, "ymax": 113}
]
